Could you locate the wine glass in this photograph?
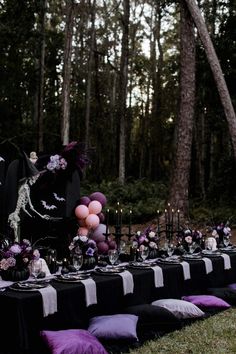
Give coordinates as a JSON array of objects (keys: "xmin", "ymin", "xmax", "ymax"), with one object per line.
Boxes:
[
  {"xmin": 140, "ymin": 247, "xmax": 149, "ymax": 261},
  {"xmin": 167, "ymin": 243, "xmax": 174, "ymax": 257},
  {"xmin": 188, "ymin": 242, "xmax": 196, "ymax": 254},
  {"xmin": 108, "ymin": 249, "xmax": 119, "ymax": 267},
  {"xmin": 223, "ymin": 235, "xmax": 230, "ymax": 248},
  {"xmin": 73, "ymin": 254, "xmax": 83, "ymax": 273},
  {"xmin": 31, "ymin": 259, "xmax": 42, "ymax": 279}
]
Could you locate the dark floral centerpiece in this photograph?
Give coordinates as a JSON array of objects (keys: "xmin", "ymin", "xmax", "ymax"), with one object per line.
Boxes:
[
  {"xmin": 69, "ymin": 235, "xmax": 98, "ymax": 270},
  {"xmin": 177, "ymin": 228, "xmax": 203, "ymax": 253},
  {"xmin": 0, "ymin": 239, "xmax": 34, "ymax": 281},
  {"xmin": 211, "ymin": 222, "xmax": 231, "ymax": 246},
  {"xmin": 134, "ymin": 226, "xmax": 159, "ymax": 259}
]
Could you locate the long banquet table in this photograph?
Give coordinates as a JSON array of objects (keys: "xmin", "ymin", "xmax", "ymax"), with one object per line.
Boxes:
[{"xmin": 1, "ymin": 252, "xmax": 236, "ymax": 354}]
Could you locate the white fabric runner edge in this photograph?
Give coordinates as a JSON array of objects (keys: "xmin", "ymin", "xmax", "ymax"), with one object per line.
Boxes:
[
  {"xmin": 38, "ymin": 284, "xmax": 57, "ymax": 317},
  {"xmin": 118, "ymin": 270, "xmax": 134, "ymax": 295},
  {"xmin": 80, "ymin": 278, "xmax": 97, "ymax": 307},
  {"xmin": 180, "ymin": 261, "xmax": 191, "ymax": 280}
]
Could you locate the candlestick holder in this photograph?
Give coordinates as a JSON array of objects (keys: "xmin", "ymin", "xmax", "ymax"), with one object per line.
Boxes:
[
  {"xmin": 126, "ymin": 232, "xmax": 135, "ymax": 240},
  {"xmin": 102, "ymin": 232, "xmax": 111, "ymax": 241},
  {"xmin": 113, "ymin": 225, "xmax": 124, "ymax": 251}
]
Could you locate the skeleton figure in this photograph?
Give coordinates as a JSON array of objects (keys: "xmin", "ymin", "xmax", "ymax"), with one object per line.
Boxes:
[{"xmin": 8, "ymin": 174, "xmax": 50, "ymax": 242}]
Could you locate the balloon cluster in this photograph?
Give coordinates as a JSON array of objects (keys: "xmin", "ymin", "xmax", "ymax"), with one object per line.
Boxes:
[{"xmin": 74, "ymin": 192, "xmax": 117, "ymax": 254}]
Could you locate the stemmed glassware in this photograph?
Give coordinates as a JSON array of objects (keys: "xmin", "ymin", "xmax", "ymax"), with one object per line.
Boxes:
[
  {"xmin": 108, "ymin": 249, "xmax": 119, "ymax": 267},
  {"xmin": 31, "ymin": 259, "xmax": 42, "ymax": 279},
  {"xmin": 167, "ymin": 243, "xmax": 175, "ymax": 257},
  {"xmin": 73, "ymin": 254, "xmax": 83, "ymax": 273},
  {"xmin": 188, "ymin": 242, "xmax": 196, "ymax": 254},
  {"xmin": 140, "ymin": 246, "xmax": 149, "ymax": 261},
  {"xmin": 223, "ymin": 235, "xmax": 230, "ymax": 248}
]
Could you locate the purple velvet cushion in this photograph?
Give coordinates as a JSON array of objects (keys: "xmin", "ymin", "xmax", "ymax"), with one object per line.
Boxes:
[
  {"xmin": 88, "ymin": 314, "xmax": 138, "ymax": 341},
  {"xmin": 40, "ymin": 329, "xmax": 108, "ymax": 354},
  {"xmin": 182, "ymin": 295, "xmax": 231, "ymax": 309}
]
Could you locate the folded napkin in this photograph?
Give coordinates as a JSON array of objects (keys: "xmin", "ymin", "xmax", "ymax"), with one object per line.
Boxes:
[
  {"xmin": 41, "ymin": 258, "xmax": 51, "ymax": 276},
  {"xmin": 151, "ymin": 266, "xmax": 164, "ymax": 288},
  {"xmin": 0, "ymin": 279, "xmax": 13, "ymax": 288},
  {"xmin": 220, "ymin": 253, "xmax": 231, "ymax": 270},
  {"xmin": 202, "ymin": 257, "xmax": 213, "ymax": 274},
  {"xmin": 80, "ymin": 278, "xmax": 97, "ymax": 307},
  {"xmin": 180, "ymin": 261, "xmax": 191, "ymax": 280},
  {"xmin": 38, "ymin": 285, "xmax": 57, "ymax": 317},
  {"xmin": 118, "ymin": 270, "xmax": 134, "ymax": 295}
]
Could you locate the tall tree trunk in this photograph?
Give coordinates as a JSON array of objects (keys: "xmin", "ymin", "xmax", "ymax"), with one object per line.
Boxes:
[
  {"xmin": 169, "ymin": 2, "xmax": 196, "ymax": 215},
  {"xmin": 37, "ymin": 0, "xmax": 46, "ymax": 152},
  {"xmin": 85, "ymin": 0, "xmax": 96, "ymax": 150},
  {"xmin": 61, "ymin": 0, "xmax": 74, "ymax": 146},
  {"xmin": 184, "ymin": 0, "xmax": 236, "ymax": 159},
  {"xmin": 118, "ymin": 0, "xmax": 130, "ymax": 184}
]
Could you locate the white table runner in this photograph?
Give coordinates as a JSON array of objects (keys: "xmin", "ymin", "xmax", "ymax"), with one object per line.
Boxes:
[{"xmin": 80, "ymin": 278, "xmax": 97, "ymax": 307}]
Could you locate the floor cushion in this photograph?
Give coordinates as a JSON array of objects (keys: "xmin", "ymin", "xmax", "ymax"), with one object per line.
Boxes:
[
  {"xmin": 207, "ymin": 287, "xmax": 236, "ymax": 306},
  {"xmin": 151, "ymin": 299, "xmax": 205, "ymax": 319},
  {"xmin": 87, "ymin": 314, "xmax": 138, "ymax": 342},
  {"xmin": 182, "ymin": 294, "xmax": 231, "ymax": 309},
  {"xmin": 40, "ymin": 329, "xmax": 108, "ymax": 354},
  {"xmin": 124, "ymin": 304, "xmax": 182, "ymax": 333}
]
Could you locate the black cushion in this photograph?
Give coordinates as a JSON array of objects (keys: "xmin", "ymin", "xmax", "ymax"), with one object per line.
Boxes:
[
  {"xmin": 207, "ymin": 287, "xmax": 236, "ymax": 306},
  {"xmin": 124, "ymin": 304, "xmax": 182, "ymax": 334}
]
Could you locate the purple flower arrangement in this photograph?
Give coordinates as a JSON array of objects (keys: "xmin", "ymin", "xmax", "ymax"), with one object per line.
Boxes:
[
  {"xmin": 0, "ymin": 239, "xmax": 34, "ymax": 271},
  {"xmin": 69, "ymin": 235, "xmax": 98, "ymax": 258},
  {"xmin": 134, "ymin": 226, "xmax": 159, "ymax": 250}
]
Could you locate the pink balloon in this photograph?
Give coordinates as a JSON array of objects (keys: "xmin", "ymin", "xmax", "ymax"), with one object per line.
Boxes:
[
  {"xmin": 89, "ymin": 192, "xmax": 107, "ymax": 207},
  {"xmin": 88, "ymin": 200, "xmax": 102, "ymax": 215},
  {"xmin": 77, "ymin": 227, "xmax": 89, "ymax": 236},
  {"xmin": 79, "ymin": 196, "xmax": 91, "ymax": 206},
  {"xmin": 85, "ymin": 214, "xmax": 100, "ymax": 229},
  {"xmin": 91, "ymin": 224, "xmax": 106, "ymax": 242},
  {"xmin": 75, "ymin": 205, "xmax": 89, "ymax": 219},
  {"xmin": 97, "ymin": 241, "xmax": 109, "ymax": 254}
]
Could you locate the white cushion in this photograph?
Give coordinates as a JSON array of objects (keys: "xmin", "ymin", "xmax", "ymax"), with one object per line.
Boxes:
[{"xmin": 151, "ymin": 299, "xmax": 205, "ymax": 319}]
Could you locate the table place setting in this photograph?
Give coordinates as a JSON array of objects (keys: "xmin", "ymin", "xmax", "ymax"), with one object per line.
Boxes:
[
  {"xmin": 9, "ymin": 279, "xmax": 51, "ymax": 291},
  {"xmin": 55, "ymin": 273, "xmax": 91, "ymax": 283},
  {"xmin": 201, "ymin": 250, "xmax": 222, "ymax": 257},
  {"xmin": 93, "ymin": 265, "xmax": 126, "ymax": 275},
  {"xmin": 182, "ymin": 253, "xmax": 202, "ymax": 260},
  {"xmin": 157, "ymin": 255, "xmax": 182, "ymax": 264}
]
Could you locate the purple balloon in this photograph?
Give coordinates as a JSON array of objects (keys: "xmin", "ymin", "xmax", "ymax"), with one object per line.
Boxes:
[
  {"xmin": 89, "ymin": 192, "xmax": 107, "ymax": 207},
  {"xmin": 79, "ymin": 196, "xmax": 91, "ymax": 206},
  {"xmin": 97, "ymin": 241, "xmax": 109, "ymax": 254},
  {"xmin": 91, "ymin": 224, "xmax": 106, "ymax": 242},
  {"xmin": 108, "ymin": 240, "xmax": 117, "ymax": 250},
  {"xmin": 98, "ymin": 212, "xmax": 105, "ymax": 223}
]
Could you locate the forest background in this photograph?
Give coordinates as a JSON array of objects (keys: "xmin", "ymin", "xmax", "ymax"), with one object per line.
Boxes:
[{"xmin": 0, "ymin": 0, "xmax": 236, "ymax": 230}]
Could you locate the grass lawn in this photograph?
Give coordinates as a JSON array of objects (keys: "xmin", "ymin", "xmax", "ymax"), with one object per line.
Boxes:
[{"xmin": 129, "ymin": 308, "xmax": 236, "ymax": 354}]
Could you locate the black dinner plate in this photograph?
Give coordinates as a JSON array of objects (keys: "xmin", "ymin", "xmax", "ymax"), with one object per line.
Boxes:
[
  {"xmin": 94, "ymin": 267, "xmax": 126, "ymax": 275},
  {"xmin": 128, "ymin": 262, "xmax": 157, "ymax": 269},
  {"xmin": 9, "ymin": 280, "xmax": 50, "ymax": 291},
  {"xmin": 182, "ymin": 254, "xmax": 202, "ymax": 260},
  {"xmin": 54, "ymin": 274, "xmax": 90, "ymax": 283},
  {"xmin": 157, "ymin": 257, "xmax": 181, "ymax": 264},
  {"xmin": 201, "ymin": 250, "xmax": 222, "ymax": 257}
]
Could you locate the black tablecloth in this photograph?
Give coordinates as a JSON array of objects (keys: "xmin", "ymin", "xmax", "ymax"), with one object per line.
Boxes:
[{"xmin": 1, "ymin": 253, "xmax": 236, "ymax": 354}]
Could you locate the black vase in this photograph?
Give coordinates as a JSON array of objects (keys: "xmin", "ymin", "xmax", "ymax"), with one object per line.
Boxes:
[
  {"xmin": 148, "ymin": 248, "xmax": 159, "ymax": 259},
  {"xmin": 1, "ymin": 268, "xmax": 30, "ymax": 282},
  {"xmin": 81, "ymin": 256, "xmax": 97, "ymax": 271}
]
